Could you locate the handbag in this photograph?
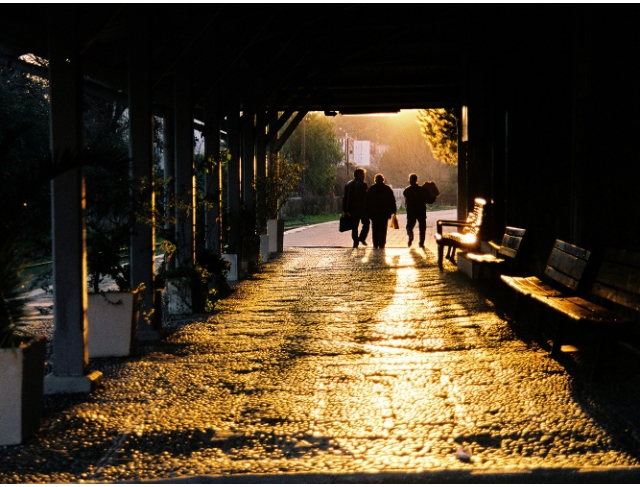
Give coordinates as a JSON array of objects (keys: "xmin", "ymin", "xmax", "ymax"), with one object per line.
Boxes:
[
  {"xmin": 390, "ymin": 213, "xmax": 399, "ymax": 229},
  {"xmin": 339, "ymin": 214, "xmax": 353, "ymax": 232}
]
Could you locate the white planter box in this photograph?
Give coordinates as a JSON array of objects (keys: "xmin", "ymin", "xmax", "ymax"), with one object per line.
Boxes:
[
  {"xmin": 267, "ymin": 219, "xmax": 284, "ymax": 253},
  {"xmin": 222, "ymin": 253, "xmax": 238, "ymax": 281},
  {"xmin": 0, "ymin": 336, "xmax": 46, "ymax": 445},
  {"xmin": 260, "ymin": 234, "xmax": 269, "ymax": 263},
  {"xmin": 88, "ymin": 291, "xmax": 140, "ymax": 358}
]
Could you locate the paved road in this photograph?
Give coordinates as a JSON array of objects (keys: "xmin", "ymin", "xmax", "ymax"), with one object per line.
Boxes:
[
  {"xmin": 284, "ymin": 209, "xmax": 457, "ymax": 252},
  {"xmin": 3, "ymin": 214, "xmax": 640, "ymax": 483}
]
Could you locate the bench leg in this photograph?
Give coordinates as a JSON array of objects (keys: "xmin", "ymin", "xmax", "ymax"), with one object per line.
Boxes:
[
  {"xmin": 549, "ymin": 316, "xmax": 564, "ymax": 358},
  {"xmin": 590, "ymin": 334, "xmax": 615, "ymax": 383}
]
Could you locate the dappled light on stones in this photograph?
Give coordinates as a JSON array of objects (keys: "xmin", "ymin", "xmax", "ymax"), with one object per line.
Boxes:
[{"xmin": 4, "ymin": 247, "xmax": 640, "ymax": 482}]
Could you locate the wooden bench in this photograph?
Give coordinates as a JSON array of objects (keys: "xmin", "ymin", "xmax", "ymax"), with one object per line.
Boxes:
[
  {"xmin": 501, "ymin": 239, "xmax": 590, "ymax": 303},
  {"xmin": 458, "ymin": 226, "xmax": 526, "ymax": 280},
  {"xmin": 501, "ymin": 242, "xmax": 640, "ymax": 377},
  {"xmin": 435, "ymin": 197, "xmax": 486, "ymax": 269},
  {"xmin": 538, "ymin": 248, "xmax": 640, "ymax": 370}
]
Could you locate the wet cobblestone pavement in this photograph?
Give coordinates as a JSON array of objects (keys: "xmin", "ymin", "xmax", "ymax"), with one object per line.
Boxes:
[{"xmin": 3, "ymin": 244, "xmax": 640, "ymax": 483}]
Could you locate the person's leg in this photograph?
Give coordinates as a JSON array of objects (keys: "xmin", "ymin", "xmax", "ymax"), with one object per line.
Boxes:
[
  {"xmin": 359, "ymin": 217, "xmax": 370, "ymax": 244},
  {"xmin": 370, "ymin": 218, "xmax": 380, "ymax": 248},
  {"xmin": 351, "ymin": 215, "xmax": 360, "ymax": 247},
  {"xmin": 380, "ymin": 219, "xmax": 389, "ymax": 248},
  {"xmin": 406, "ymin": 212, "xmax": 416, "ymax": 246},
  {"xmin": 418, "ymin": 214, "xmax": 427, "ymax": 247}
]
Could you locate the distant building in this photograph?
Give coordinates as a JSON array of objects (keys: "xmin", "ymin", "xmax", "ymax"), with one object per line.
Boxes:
[
  {"xmin": 340, "ymin": 137, "xmax": 371, "ymax": 167},
  {"xmin": 353, "ymin": 140, "xmax": 370, "ymax": 166}
]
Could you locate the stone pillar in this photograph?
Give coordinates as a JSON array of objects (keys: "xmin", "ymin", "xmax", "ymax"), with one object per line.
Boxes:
[
  {"xmin": 174, "ymin": 60, "xmax": 195, "ymax": 270},
  {"xmin": 128, "ymin": 14, "xmax": 158, "ymax": 339},
  {"xmin": 45, "ymin": 12, "xmax": 101, "ymax": 394}
]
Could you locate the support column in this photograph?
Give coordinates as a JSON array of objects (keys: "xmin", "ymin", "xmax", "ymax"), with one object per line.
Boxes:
[
  {"xmin": 255, "ymin": 110, "xmax": 268, "ymax": 233},
  {"xmin": 45, "ymin": 12, "xmax": 101, "ymax": 394},
  {"xmin": 128, "ymin": 14, "xmax": 158, "ymax": 339},
  {"xmin": 162, "ymin": 112, "xmax": 175, "ymax": 270},
  {"xmin": 241, "ymin": 108, "xmax": 258, "ymax": 268},
  {"xmin": 174, "ymin": 61, "xmax": 195, "ymax": 270},
  {"xmin": 226, "ymin": 109, "xmax": 242, "ymax": 260},
  {"xmin": 204, "ymin": 96, "xmax": 221, "ymax": 255},
  {"xmin": 457, "ymin": 105, "xmax": 469, "ymax": 220}
]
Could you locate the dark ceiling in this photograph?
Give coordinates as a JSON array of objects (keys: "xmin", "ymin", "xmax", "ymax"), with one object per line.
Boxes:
[{"xmin": 0, "ymin": 4, "xmax": 536, "ymax": 117}]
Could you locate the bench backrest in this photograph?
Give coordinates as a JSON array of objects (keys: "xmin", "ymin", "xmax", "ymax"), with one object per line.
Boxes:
[
  {"xmin": 544, "ymin": 239, "xmax": 591, "ymax": 292},
  {"xmin": 462, "ymin": 198, "xmax": 486, "ymax": 236},
  {"xmin": 497, "ymin": 226, "xmax": 526, "ymax": 259},
  {"xmin": 591, "ymin": 248, "xmax": 640, "ymax": 314}
]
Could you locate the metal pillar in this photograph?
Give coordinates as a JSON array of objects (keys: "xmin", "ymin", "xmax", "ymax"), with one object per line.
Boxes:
[
  {"xmin": 45, "ymin": 13, "xmax": 101, "ymax": 394},
  {"xmin": 128, "ymin": 14, "xmax": 158, "ymax": 339}
]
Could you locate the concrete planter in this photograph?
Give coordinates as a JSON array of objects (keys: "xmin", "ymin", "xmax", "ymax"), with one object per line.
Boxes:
[
  {"xmin": 267, "ymin": 219, "xmax": 284, "ymax": 253},
  {"xmin": 88, "ymin": 291, "xmax": 140, "ymax": 358},
  {"xmin": 222, "ymin": 254, "xmax": 238, "ymax": 281},
  {"xmin": 242, "ymin": 235, "xmax": 261, "ymax": 265},
  {"xmin": 0, "ymin": 335, "xmax": 46, "ymax": 445},
  {"xmin": 166, "ymin": 278, "xmax": 192, "ymax": 315},
  {"xmin": 260, "ymin": 234, "xmax": 269, "ymax": 263}
]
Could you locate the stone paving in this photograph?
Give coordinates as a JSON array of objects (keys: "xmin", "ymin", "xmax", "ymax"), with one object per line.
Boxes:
[{"xmin": 2, "ymin": 214, "xmax": 640, "ymax": 483}]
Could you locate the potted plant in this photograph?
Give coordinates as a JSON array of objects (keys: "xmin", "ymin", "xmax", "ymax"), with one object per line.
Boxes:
[
  {"xmin": 0, "ymin": 116, "xmax": 48, "ymax": 445},
  {"xmin": 84, "ymin": 154, "xmax": 158, "ymax": 358},
  {"xmin": 0, "ymin": 240, "xmax": 47, "ymax": 446},
  {"xmin": 255, "ymin": 154, "xmax": 301, "ymax": 255},
  {"xmin": 156, "ymin": 242, "xmax": 231, "ymax": 315}
]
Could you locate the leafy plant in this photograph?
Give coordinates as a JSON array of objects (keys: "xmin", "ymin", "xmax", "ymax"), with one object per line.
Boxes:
[
  {"xmin": 254, "ymin": 154, "xmax": 302, "ymax": 233},
  {"xmin": 156, "ymin": 246, "xmax": 231, "ymax": 314},
  {"xmin": 416, "ymin": 108, "xmax": 458, "ymax": 165}
]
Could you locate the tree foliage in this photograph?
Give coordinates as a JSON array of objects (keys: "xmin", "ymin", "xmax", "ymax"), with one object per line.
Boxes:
[
  {"xmin": 281, "ymin": 113, "xmax": 342, "ymax": 196},
  {"xmin": 254, "ymin": 154, "xmax": 302, "ymax": 230},
  {"xmin": 0, "ymin": 67, "xmax": 51, "ymax": 257},
  {"xmin": 375, "ymin": 114, "xmax": 454, "ymax": 191},
  {"xmin": 416, "ymin": 108, "xmax": 458, "ymax": 165},
  {"xmin": 0, "ymin": 66, "xmax": 50, "ymax": 346}
]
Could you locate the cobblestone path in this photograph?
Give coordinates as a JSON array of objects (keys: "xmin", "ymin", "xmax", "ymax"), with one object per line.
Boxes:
[{"xmin": 2, "ymin": 247, "xmax": 640, "ymax": 483}]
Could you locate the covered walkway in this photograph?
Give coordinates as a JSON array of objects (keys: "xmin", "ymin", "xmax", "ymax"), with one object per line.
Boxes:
[{"xmin": 3, "ymin": 220, "xmax": 640, "ymax": 483}]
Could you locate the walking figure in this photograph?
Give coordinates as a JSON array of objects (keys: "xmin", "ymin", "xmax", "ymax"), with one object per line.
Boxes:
[
  {"xmin": 403, "ymin": 173, "xmax": 428, "ymax": 248},
  {"xmin": 342, "ymin": 167, "xmax": 370, "ymax": 248},
  {"xmin": 365, "ymin": 173, "xmax": 397, "ymax": 249}
]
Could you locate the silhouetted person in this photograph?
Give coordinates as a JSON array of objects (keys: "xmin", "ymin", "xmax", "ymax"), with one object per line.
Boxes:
[
  {"xmin": 342, "ymin": 167, "xmax": 370, "ymax": 248},
  {"xmin": 365, "ymin": 173, "xmax": 397, "ymax": 249},
  {"xmin": 403, "ymin": 173, "xmax": 427, "ymax": 248}
]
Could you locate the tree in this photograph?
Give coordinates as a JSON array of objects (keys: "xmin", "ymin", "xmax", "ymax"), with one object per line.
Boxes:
[
  {"xmin": 376, "ymin": 114, "xmax": 453, "ymax": 189},
  {"xmin": 281, "ymin": 113, "xmax": 342, "ymax": 197},
  {"xmin": 0, "ymin": 66, "xmax": 51, "ymax": 259},
  {"xmin": 0, "ymin": 65, "xmax": 51, "ymax": 346},
  {"xmin": 416, "ymin": 108, "xmax": 458, "ymax": 165}
]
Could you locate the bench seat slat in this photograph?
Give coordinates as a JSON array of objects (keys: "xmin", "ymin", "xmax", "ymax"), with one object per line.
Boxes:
[
  {"xmin": 533, "ymin": 295, "xmax": 633, "ymax": 324},
  {"xmin": 466, "ymin": 253, "xmax": 504, "ymax": 264},
  {"xmin": 500, "ymin": 275, "xmax": 565, "ymax": 297}
]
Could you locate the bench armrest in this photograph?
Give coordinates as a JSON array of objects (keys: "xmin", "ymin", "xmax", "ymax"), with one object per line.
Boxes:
[{"xmin": 436, "ymin": 219, "xmax": 474, "ymax": 234}]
